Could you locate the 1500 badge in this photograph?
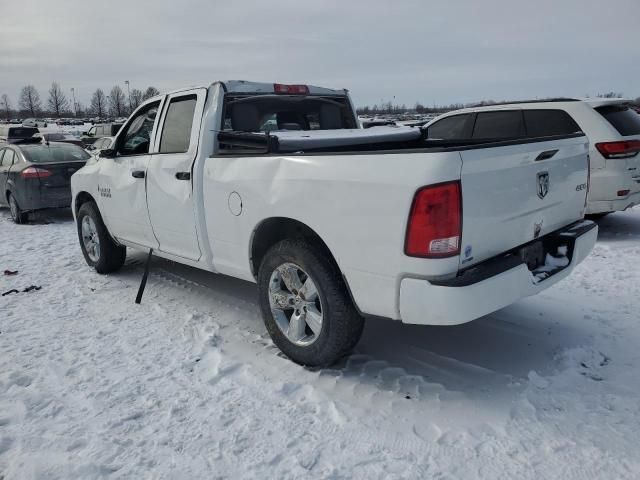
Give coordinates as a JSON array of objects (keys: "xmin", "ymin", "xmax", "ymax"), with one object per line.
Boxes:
[
  {"xmin": 98, "ymin": 185, "xmax": 111, "ymax": 198},
  {"xmin": 576, "ymin": 183, "xmax": 587, "ymax": 191}
]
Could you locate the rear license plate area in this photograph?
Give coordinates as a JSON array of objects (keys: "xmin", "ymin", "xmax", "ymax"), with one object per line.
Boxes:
[{"xmin": 519, "ymin": 241, "xmax": 545, "ymax": 270}]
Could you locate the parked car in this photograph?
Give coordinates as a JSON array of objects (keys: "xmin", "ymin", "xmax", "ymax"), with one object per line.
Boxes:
[
  {"xmin": 22, "ymin": 118, "xmax": 47, "ymax": 128},
  {"xmin": 81, "ymin": 123, "xmax": 123, "ymax": 146},
  {"xmin": 0, "ymin": 142, "xmax": 90, "ymax": 223},
  {"xmin": 0, "ymin": 125, "xmax": 40, "ymax": 144},
  {"xmin": 423, "ymin": 98, "xmax": 640, "ymax": 216},
  {"xmin": 85, "ymin": 136, "xmax": 113, "ymax": 155},
  {"xmin": 35, "ymin": 132, "xmax": 84, "ymax": 147},
  {"xmin": 71, "ymin": 80, "xmax": 596, "ymax": 366}
]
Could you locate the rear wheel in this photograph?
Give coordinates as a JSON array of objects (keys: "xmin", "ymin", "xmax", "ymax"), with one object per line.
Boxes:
[
  {"xmin": 8, "ymin": 193, "xmax": 28, "ymax": 224},
  {"xmin": 77, "ymin": 201, "xmax": 126, "ymax": 273},
  {"xmin": 257, "ymin": 239, "xmax": 364, "ymax": 367}
]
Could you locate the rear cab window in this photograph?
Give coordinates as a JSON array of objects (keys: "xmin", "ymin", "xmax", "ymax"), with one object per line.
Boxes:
[
  {"xmin": 595, "ymin": 105, "xmax": 640, "ymax": 136},
  {"xmin": 222, "ymin": 94, "xmax": 356, "ymax": 133}
]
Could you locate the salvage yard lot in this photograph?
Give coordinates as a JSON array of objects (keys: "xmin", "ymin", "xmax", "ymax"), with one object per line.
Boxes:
[{"xmin": 1, "ymin": 207, "xmax": 640, "ymax": 479}]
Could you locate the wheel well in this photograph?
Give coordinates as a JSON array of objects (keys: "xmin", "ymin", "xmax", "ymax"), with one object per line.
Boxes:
[
  {"xmin": 74, "ymin": 192, "xmax": 97, "ymax": 215},
  {"xmin": 250, "ymin": 217, "xmax": 339, "ymax": 278}
]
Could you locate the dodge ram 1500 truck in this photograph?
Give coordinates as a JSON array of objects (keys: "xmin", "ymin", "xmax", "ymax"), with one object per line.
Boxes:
[{"xmin": 71, "ymin": 80, "xmax": 598, "ymax": 366}]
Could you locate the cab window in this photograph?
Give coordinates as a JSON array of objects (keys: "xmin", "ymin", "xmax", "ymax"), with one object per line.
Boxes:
[
  {"xmin": 117, "ymin": 101, "xmax": 160, "ymax": 156},
  {"xmin": 159, "ymin": 95, "xmax": 197, "ymax": 154}
]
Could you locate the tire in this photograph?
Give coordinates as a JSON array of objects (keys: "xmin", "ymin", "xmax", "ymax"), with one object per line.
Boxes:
[
  {"xmin": 77, "ymin": 201, "xmax": 126, "ymax": 273},
  {"xmin": 8, "ymin": 193, "xmax": 28, "ymax": 224},
  {"xmin": 257, "ymin": 238, "xmax": 364, "ymax": 367}
]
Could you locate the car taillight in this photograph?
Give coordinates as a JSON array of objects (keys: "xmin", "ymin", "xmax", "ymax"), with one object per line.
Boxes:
[
  {"xmin": 21, "ymin": 167, "xmax": 52, "ymax": 179},
  {"xmin": 405, "ymin": 181, "xmax": 462, "ymax": 258},
  {"xmin": 595, "ymin": 140, "xmax": 640, "ymax": 159},
  {"xmin": 273, "ymin": 83, "xmax": 310, "ymax": 95}
]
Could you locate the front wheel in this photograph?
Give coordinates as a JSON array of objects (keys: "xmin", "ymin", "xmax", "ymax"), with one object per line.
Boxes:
[
  {"xmin": 257, "ymin": 239, "xmax": 364, "ymax": 367},
  {"xmin": 77, "ymin": 201, "xmax": 126, "ymax": 273},
  {"xmin": 8, "ymin": 193, "xmax": 28, "ymax": 224}
]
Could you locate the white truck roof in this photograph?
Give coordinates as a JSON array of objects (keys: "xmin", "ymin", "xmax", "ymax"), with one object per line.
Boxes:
[{"xmin": 219, "ymin": 80, "xmax": 348, "ymax": 96}]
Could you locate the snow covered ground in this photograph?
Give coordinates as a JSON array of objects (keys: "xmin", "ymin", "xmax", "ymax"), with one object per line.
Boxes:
[{"xmin": 1, "ymin": 207, "xmax": 639, "ymax": 479}]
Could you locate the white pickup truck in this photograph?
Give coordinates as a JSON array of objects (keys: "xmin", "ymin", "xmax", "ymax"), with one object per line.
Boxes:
[{"xmin": 71, "ymin": 80, "xmax": 597, "ymax": 366}]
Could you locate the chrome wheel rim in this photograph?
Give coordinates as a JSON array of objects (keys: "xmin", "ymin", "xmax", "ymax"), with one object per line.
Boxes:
[
  {"xmin": 81, "ymin": 215, "xmax": 101, "ymax": 262},
  {"xmin": 9, "ymin": 196, "xmax": 18, "ymax": 220},
  {"xmin": 269, "ymin": 262, "xmax": 323, "ymax": 346}
]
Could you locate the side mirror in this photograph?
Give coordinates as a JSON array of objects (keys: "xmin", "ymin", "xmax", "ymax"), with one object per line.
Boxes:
[{"xmin": 99, "ymin": 148, "xmax": 116, "ymax": 159}]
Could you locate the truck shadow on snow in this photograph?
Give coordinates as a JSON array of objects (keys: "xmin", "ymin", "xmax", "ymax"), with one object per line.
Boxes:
[
  {"xmin": 593, "ymin": 208, "xmax": 640, "ymax": 243},
  {"xmin": 122, "ymin": 250, "xmax": 598, "ymax": 400}
]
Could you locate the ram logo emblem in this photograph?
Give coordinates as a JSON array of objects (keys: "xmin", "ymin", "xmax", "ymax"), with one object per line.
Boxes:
[{"xmin": 537, "ymin": 171, "xmax": 549, "ymax": 199}]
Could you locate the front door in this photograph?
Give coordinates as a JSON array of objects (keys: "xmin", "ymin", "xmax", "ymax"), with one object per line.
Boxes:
[
  {"xmin": 145, "ymin": 89, "xmax": 206, "ymax": 260},
  {"xmin": 97, "ymin": 99, "xmax": 163, "ymax": 248}
]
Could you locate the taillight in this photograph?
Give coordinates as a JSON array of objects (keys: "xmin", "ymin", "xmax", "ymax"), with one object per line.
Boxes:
[
  {"xmin": 405, "ymin": 181, "xmax": 462, "ymax": 258},
  {"xmin": 21, "ymin": 167, "xmax": 52, "ymax": 179},
  {"xmin": 595, "ymin": 140, "xmax": 640, "ymax": 159},
  {"xmin": 273, "ymin": 83, "xmax": 309, "ymax": 95}
]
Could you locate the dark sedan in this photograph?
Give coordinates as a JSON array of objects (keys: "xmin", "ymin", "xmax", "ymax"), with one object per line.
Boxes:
[{"xmin": 0, "ymin": 142, "xmax": 90, "ymax": 223}]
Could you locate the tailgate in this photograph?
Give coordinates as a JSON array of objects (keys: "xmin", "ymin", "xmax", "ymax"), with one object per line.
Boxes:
[{"xmin": 459, "ymin": 135, "xmax": 589, "ymax": 267}]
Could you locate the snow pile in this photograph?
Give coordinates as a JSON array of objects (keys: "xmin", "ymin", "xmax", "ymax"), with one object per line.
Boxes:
[{"xmin": 1, "ymin": 207, "xmax": 640, "ymax": 478}]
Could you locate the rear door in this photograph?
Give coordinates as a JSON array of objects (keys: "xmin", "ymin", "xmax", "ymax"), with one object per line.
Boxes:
[
  {"xmin": 145, "ymin": 88, "xmax": 206, "ymax": 260},
  {"xmin": 459, "ymin": 134, "xmax": 589, "ymax": 267}
]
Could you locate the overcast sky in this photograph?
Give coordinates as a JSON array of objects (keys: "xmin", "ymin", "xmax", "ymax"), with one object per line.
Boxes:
[{"xmin": 1, "ymin": 0, "xmax": 639, "ymax": 109}]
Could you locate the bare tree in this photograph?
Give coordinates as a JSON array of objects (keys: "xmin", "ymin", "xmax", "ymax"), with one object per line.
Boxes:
[
  {"xmin": 142, "ymin": 86, "xmax": 160, "ymax": 100},
  {"xmin": 1, "ymin": 94, "xmax": 11, "ymax": 121},
  {"xmin": 47, "ymin": 82, "xmax": 69, "ymax": 118},
  {"xmin": 109, "ymin": 85, "xmax": 126, "ymax": 117},
  {"xmin": 19, "ymin": 85, "xmax": 42, "ymax": 117},
  {"xmin": 130, "ymin": 89, "xmax": 144, "ymax": 110},
  {"xmin": 90, "ymin": 88, "xmax": 107, "ymax": 118},
  {"xmin": 597, "ymin": 92, "xmax": 624, "ymax": 99}
]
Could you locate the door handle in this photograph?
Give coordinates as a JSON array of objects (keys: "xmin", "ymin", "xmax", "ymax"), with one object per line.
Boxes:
[
  {"xmin": 131, "ymin": 170, "xmax": 145, "ymax": 179},
  {"xmin": 175, "ymin": 172, "xmax": 191, "ymax": 181},
  {"xmin": 535, "ymin": 149, "xmax": 559, "ymax": 161}
]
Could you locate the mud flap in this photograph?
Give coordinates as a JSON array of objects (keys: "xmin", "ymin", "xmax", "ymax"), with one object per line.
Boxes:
[{"xmin": 135, "ymin": 249, "xmax": 153, "ymax": 304}]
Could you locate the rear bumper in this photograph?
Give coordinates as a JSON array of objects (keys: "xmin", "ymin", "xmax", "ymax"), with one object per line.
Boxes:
[
  {"xmin": 399, "ymin": 221, "xmax": 598, "ymax": 326},
  {"xmin": 587, "ymin": 162, "xmax": 640, "ymax": 214},
  {"xmin": 586, "ymin": 190, "xmax": 640, "ymax": 214},
  {"xmin": 18, "ymin": 188, "xmax": 72, "ymax": 211}
]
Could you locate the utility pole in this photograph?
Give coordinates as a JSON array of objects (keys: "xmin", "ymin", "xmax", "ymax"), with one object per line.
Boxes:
[
  {"xmin": 125, "ymin": 80, "xmax": 131, "ymax": 115},
  {"xmin": 71, "ymin": 87, "xmax": 77, "ymax": 118}
]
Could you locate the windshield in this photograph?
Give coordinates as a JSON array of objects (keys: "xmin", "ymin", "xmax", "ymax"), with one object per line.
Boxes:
[{"xmin": 21, "ymin": 143, "xmax": 90, "ymax": 163}]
